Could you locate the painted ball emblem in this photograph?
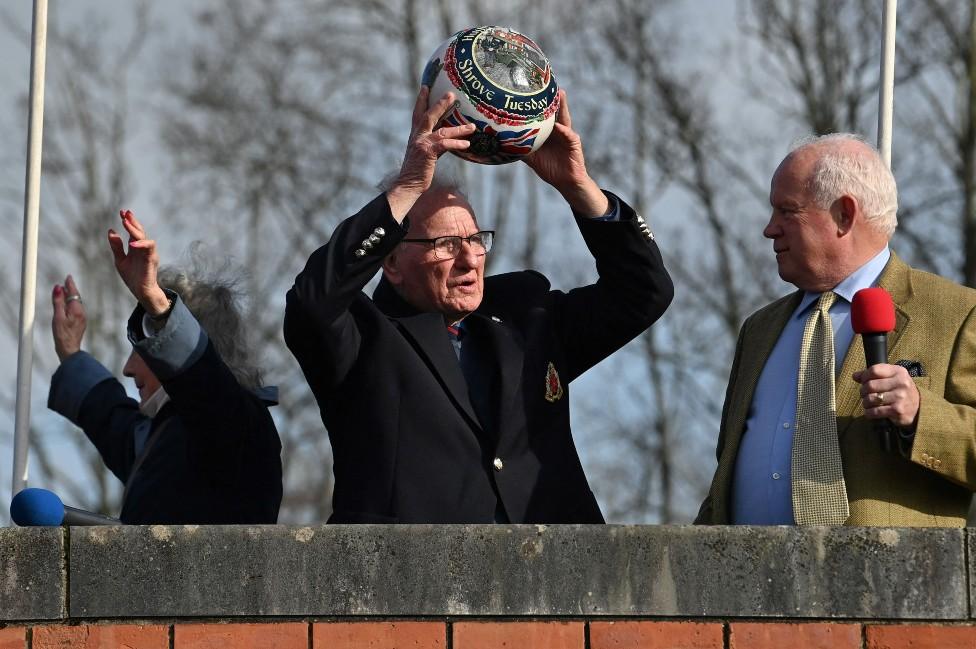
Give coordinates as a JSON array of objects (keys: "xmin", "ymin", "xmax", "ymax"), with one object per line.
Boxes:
[{"xmin": 422, "ymin": 26, "xmax": 559, "ymax": 165}]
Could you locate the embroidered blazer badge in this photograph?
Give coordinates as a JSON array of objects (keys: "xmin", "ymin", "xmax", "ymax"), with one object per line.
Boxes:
[{"xmin": 545, "ymin": 362, "xmax": 563, "ymax": 402}]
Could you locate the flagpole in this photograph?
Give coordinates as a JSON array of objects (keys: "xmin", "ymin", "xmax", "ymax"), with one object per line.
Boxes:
[
  {"xmin": 12, "ymin": 0, "xmax": 50, "ymax": 497},
  {"xmin": 878, "ymin": 0, "xmax": 897, "ymax": 167}
]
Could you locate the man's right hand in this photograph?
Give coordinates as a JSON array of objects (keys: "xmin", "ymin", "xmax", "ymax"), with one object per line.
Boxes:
[
  {"xmin": 52, "ymin": 274, "xmax": 86, "ymax": 362},
  {"xmin": 385, "ymin": 86, "xmax": 476, "ymax": 222}
]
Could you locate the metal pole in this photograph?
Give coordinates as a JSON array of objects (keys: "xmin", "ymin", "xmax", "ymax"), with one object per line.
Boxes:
[
  {"xmin": 878, "ymin": 0, "xmax": 898, "ymax": 168},
  {"xmin": 12, "ymin": 0, "xmax": 50, "ymax": 497}
]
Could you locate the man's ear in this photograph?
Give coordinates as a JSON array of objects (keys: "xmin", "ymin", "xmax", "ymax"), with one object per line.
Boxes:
[
  {"xmin": 834, "ymin": 195, "xmax": 857, "ymax": 235},
  {"xmin": 382, "ymin": 251, "xmax": 401, "ymax": 286}
]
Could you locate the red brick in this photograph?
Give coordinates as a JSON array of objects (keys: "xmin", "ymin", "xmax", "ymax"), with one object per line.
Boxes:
[
  {"xmin": 590, "ymin": 621, "xmax": 723, "ymax": 648},
  {"xmin": 730, "ymin": 622, "xmax": 860, "ymax": 649},
  {"xmin": 453, "ymin": 621, "xmax": 583, "ymax": 649},
  {"xmin": 0, "ymin": 627, "xmax": 25, "ymax": 649},
  {"xmin": 175, "ymin": 623, "xmax": 306, "ymax": 649},
  {"xmin": 313, "ymin": 621, "xmax": 445, "ymax": 648},
  {"xmin": 866, "ymin": 624, "xmax": 976, "ymax": 649},
  {"xmin": 33, "ymin": 624, "xmax": 168, "ymax": 649}
]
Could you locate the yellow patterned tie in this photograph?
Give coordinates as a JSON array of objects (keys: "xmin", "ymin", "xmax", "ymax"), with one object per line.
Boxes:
[{"xmin": 791, "ymin": 291, "xmax": 849, "ymax": 525}]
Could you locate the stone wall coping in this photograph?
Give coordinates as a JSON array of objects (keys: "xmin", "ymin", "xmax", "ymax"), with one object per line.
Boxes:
[{"xmin": 2, "ymin": 525, "xmax": 971, "ymax": 621}]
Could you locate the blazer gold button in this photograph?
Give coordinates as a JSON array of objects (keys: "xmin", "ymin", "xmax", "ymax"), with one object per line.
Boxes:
[
  {"xmin": 374, "ymin": 227, "xmax": 385, "ymax": 236},
  {"xmin": 493, "ymin": 458, "xmax": 504, "ymax": 471},
  {"xmin": 368, "ymin": 234, "xmax": 380, "ymax": 244},
  {"xmin": 362, "ymin": 240, "xmax": 373, "ymax": 250},
  {"xmin": 354, "ymin": 249, "xmax": 366, "ymax": 258},
  {"xmin": 934, "ymin": 459, "xmax": 942, "ymax": 468}
]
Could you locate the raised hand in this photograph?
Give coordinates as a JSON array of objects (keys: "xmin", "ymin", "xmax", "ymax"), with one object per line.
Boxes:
[
  {"xmin": 107, "ymin": 210, "xmax": 171, "ymax": 316},
  {"xmin": 522, "ymin": 90, "xmax": 608, "ymax": 217},
  {"xmin": 386, "ymin": 86, "xmax": 477, "ymax": 221},
  {"xmin": 51, "ymin": 274, "xmax": 86, "ymax": 361}
]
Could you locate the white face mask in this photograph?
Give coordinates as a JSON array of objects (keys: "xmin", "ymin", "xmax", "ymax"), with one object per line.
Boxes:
[{"xmin": 139, "ymin": 386, "xmax": 171, "ymax": 418}]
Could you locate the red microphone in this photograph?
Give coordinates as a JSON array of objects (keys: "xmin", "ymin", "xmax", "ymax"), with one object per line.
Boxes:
[
  {"xmin": 852, "ymin": 287, "xmax": 896, "ymax": 451},
  {"xmin": 851, "ymin": 287, "xmax": 895, "ymax": 367}
]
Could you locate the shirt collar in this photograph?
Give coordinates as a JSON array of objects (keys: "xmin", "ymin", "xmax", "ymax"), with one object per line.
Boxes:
[{"xmin": 794, "ymin": 247, "xmax": 891, "ymax": 318}]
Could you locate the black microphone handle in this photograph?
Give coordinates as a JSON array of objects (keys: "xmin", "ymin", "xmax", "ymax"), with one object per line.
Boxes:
[
  {"xmin": 861, "ymin": 332, "xmax": 893, "ymax": 451},
  {"xmin": 862, "ymin": 332, "xmax": 888, "ymax": 367},
  {"xmin": 63, "ymin": 505, "xmax": 122, "ymax": 526}
]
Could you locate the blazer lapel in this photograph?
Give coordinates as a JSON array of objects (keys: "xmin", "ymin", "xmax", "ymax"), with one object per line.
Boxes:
[
  {"xmin": 466, "ymin": 313, "xmax": 525, "ymax": 445},
  {"xmin": 836, "ymin": 252, "xmax": 913, "ymax": 436},
  {"xmin": 374, "ymin": 278, "xmax": 483, "ymax": 429},
  {"xmin": 395, "ymin": 312, "xmax": 483, "ymax": 429}
]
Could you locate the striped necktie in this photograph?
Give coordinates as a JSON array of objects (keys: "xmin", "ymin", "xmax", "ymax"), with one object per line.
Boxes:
[{"xmin": 791, "ymin": 291, "xmax": 850, "ymax": 525}]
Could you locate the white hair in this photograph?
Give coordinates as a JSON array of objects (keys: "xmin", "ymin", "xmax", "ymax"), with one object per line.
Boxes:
[{"xmin": 790, "ymin": 133, "xmax": 898, "ymax": 238}]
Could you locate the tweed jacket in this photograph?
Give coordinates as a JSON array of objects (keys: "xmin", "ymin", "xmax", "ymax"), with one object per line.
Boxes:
[
  {"xmin": 284, "ymin": 191, "xmax": 673, "ymax": 524},
  {"xmin": 697, "ymin": 252, "xmax": 976, "ymax": 527}
]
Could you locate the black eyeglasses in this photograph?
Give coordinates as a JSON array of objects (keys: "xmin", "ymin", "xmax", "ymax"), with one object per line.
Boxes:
[{"xmin": 401, "ymin": 230, "xmax": 495, "ymax": 260}]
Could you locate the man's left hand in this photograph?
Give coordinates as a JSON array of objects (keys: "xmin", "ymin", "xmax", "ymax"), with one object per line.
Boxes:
[
  {"xmin": 523, "ymin": 89, "xmax": 608, "ymax": 216},
  {"xmin": 854, "ymin": 363, "xmax": 920, "ymax": 429}
]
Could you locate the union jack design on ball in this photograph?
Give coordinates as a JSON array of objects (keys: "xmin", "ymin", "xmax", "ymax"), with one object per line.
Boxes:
[
  {"xmin": 441, "ymin": 105, "xmax": 541, "ymax": 164},
  {"xmin": 423, "ymin": 26, "xmax": 558, "ymax": 165}
]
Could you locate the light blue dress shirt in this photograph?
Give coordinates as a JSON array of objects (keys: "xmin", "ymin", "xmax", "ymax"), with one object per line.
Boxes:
[{"xmin": 730, "ymin": 247, "xmax": 891, "ymax": 524}]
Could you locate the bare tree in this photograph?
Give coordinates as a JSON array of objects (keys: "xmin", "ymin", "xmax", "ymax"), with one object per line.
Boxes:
[{"xmin": 896, "ymin": 1, "xmax": 976, "ymax": 287}]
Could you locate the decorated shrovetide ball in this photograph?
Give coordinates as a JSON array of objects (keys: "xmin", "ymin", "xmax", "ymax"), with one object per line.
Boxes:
[{"xmin": 421, "ymin": 26, "xmax": 559, "ymax": 165}]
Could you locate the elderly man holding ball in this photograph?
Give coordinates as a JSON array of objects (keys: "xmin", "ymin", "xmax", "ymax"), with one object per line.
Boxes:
[{"xmin": 285, "ymin": 27, "xmax": 673, "ymax": 524}]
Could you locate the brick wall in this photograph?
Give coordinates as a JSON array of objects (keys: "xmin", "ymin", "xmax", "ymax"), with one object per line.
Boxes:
[{"xmin": 3, "ymin": 621, "xmax": 976, "ymax": 649}]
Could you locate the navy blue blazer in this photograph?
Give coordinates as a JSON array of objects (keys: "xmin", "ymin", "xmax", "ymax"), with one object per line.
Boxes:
[{"xmin": 285, "ymin": 191, "xmax": 672, "ymax": 523}]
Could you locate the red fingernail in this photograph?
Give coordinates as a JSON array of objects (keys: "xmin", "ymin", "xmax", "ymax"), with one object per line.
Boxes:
[{"xmin": 53, "ymin": 285, "xmax": 62, "ymax": 297}]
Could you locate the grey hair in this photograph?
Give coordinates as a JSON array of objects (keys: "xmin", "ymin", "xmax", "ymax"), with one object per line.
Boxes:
[
  {"xmin": 157, "ymin": 243, "xmax": 264, "ymax": 391},
  {"xmin": 790, "ymin": 133, "xmax": 898, "ymax": 237}
]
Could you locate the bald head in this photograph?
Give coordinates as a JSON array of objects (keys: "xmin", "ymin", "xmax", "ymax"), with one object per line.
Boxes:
[
  {"xmin": 786, "ymin": 134, "xmax": 898, "ymax": 238},
  {"xmin": 382, "ymin": 186, "xmax": 486, "ymax": 323}
]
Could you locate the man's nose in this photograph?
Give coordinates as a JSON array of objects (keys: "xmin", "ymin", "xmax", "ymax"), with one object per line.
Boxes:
[
  {"xmin": 455, "ymin": 240, "xmax": 481, "ymax": 267},
  {"xmin": 763, "ymin": 214, "xmax": 780, "ymax": 239}
]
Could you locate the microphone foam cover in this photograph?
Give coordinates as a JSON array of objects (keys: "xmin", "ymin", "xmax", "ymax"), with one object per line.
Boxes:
[
  {"xmin": 10, "ymin": 488, "xmax": 65, "ymax": 526},
  {"xmin": 851, "ymin": 287, "xmax": 895, "ymax": 334}
]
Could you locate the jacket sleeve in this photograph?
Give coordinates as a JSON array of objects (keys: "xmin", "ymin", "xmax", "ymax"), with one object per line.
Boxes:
[
  {"xmin": 549, "ymin": 191, "xmax": 674, "ymax": 382},
  {"xmin": 127, "ymin": 294, "xmax": 279, "ymax": 481},
  {"xmin": 694, "ymin": 319, "xmax": 749, "ymax": 524},
  {"xmin": 284, "ymin": 193, "xmax": 408, "ymax": 389},
  {"xmin": 908, "ymin": 304, "xmax": 976, "ymax": 490},
  {"xmin": 48, "ymin": 351, "xmax": 144, "ymax": 484}
]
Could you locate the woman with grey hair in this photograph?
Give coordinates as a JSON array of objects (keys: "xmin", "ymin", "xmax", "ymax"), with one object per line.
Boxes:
[{"xmin": 48, "ymin": 210, "xmax": 282, "ymax": 524}]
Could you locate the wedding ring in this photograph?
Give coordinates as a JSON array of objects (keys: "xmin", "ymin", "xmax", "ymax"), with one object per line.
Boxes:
[
  {"xmin": 65, "ymin": 294, "xmax": 83, "ymax": 304},
  {"xmin": 876, "ymin": 392, "xmax": 885, "ymax": 405}
]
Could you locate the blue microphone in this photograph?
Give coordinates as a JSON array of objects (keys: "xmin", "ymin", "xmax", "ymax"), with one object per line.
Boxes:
[{"xmin": 10, "ymin": 488, "xmax": 121, "ymax": 526}]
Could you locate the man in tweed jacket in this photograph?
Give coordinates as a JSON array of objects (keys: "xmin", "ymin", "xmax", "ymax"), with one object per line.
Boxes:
[{"xmin": 697, "ymin": 134, "xmax": 976, "ymax": 527}]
